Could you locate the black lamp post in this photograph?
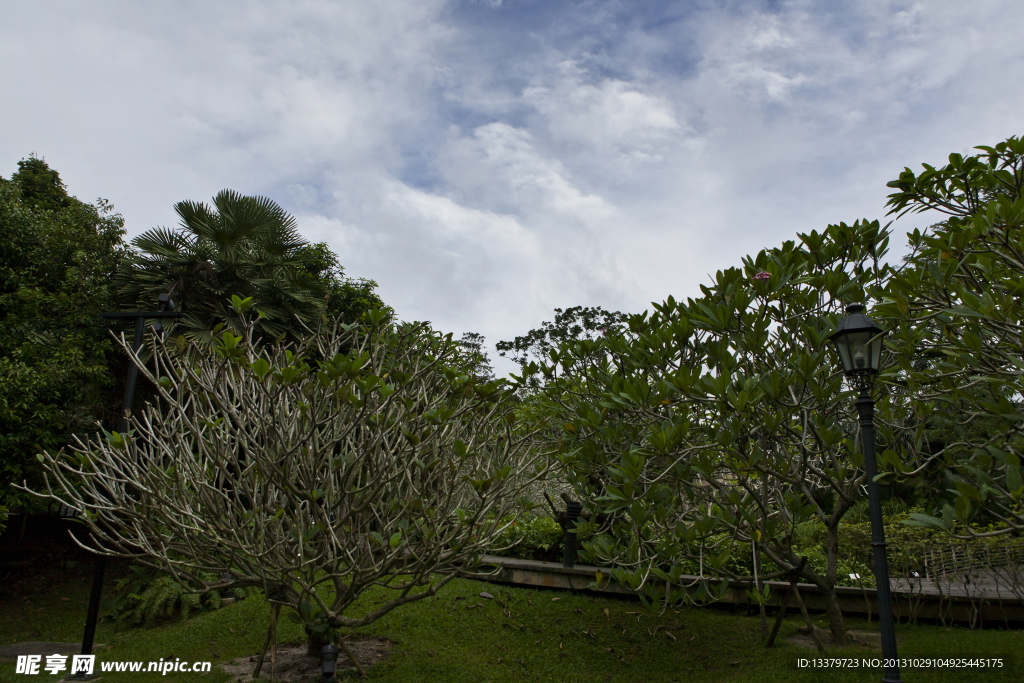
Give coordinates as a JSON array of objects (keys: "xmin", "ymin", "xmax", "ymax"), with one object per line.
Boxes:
[
  {"xmin": 829, "ymin": 303, "xmax": 902, "ymax": 683},
  {"xmin": 562, "ymin": 500, "xmax": 582, "ymax": 568}
]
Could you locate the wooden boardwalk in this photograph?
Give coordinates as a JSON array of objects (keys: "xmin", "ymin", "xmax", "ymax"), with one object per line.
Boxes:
[
  {"xmin": 890, "ymin": 568, "xmax": 1024, "ymax": 600},
  {"xmin": 475, "ymin": 556, "xmax": 1024, "ymax": 624}
]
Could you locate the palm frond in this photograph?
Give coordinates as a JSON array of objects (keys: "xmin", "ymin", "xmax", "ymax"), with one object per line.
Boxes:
[
  {"xmin": 174, "ymin": 200, "xmax": 224, "ymax": 248},
  {"xmin": 131, "ymin": 227, "xmax": 195, "ymax": 259}
]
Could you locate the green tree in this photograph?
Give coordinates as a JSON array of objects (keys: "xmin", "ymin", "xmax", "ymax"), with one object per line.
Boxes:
[
  {"xmin": 457, "ymin": 332, "xmax": 495, "ymax": 382},
  {"xmin": 530, "ymin": 220, "xmax": 935, "ymax": 644},
  {"xmin": 877, "ymin": 135, "xmax": 1024, "ymax": 536},
  {"xmin": 119, "ymin": 190, "xmax": 332, "ymax": 344},
  {"xmin": 497, "ymin": 306, "xmax": 627, "ymax": 390},
  {"xmin": 0, "ymin": 156, "xmax": 128, "ymax": 515}
]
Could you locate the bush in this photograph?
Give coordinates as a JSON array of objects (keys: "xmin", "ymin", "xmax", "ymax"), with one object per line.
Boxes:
[{"xmin": 491, "ymin": 514, "xmax": 565, "ymax": 561}]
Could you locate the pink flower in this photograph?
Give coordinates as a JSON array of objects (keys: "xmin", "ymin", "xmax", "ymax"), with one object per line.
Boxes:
[{"xmin": 752, "ymin": 272, "xmax": 771, "ymax": 281}]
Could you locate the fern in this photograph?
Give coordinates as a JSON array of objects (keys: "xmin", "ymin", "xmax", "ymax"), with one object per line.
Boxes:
[{"xmin": 106, "ymin": 566, "xmax": 226, "ymax": 626}]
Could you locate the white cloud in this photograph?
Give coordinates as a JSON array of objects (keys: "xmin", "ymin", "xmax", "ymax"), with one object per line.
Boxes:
[
  {"xmin": 524, "ymin": 61, "xmax": 682, "ymax": 162},
  {"xmin": 2, "ymin": 0, "xmax": 1023, "ymax": 375}
]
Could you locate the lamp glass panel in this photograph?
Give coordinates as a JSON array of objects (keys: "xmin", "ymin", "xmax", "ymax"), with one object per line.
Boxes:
[
  {"xmin": 869, "ymin": 335, "xmax": 883, "ymax": 372},
  {"xmin": 833, "ymin": 338, "xmax": 853, "ymax": 372}
]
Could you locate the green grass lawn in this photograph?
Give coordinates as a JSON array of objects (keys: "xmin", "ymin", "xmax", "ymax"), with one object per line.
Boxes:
[{"xmin": 1, "ymin": 565, "xmax": 1020, "ymax": 683}]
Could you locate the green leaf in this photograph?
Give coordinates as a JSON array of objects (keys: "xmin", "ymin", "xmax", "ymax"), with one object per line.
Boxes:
[
  {"xmin": 250, "ymin": 358, "xmax": 272, "ymax": 379},
  {"xmin": 230, "ymin": 294, "xmax": 255, "ymax": 313},
  {"xmin": 1006, "ymin": 464, "xmax": 1022, "ymax": 493},
  {"xmin": 902, "ymin": 513, "xmax": 947, "ymax": 531}
]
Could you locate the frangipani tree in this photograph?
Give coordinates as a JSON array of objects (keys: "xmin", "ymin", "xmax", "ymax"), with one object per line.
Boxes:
[
  {"xmin": 533, "ymin": 220, "xmax": 931, "ymax": 644},
  {"xmin": 32, "ymin": 301, "xmax": 551, "ymax": 650},
  {"xmin": 877, "ymin": 136, "xmax": 1024, "ymax": 535}
]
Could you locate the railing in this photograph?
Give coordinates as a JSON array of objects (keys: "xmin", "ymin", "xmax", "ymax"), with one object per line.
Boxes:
[{"xmin": 922, "ymin": 541, "xmax": 1024, "ymax": 578}]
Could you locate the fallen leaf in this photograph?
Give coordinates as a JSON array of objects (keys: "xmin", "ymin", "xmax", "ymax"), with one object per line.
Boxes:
[
  {"xmin": 687, "ymin": 635, "xmax": 696, "ymax": 642},
  {"xmin": 497, "ymin": 657, "xmax": 503, "ymax": 664},
  {"xmin": 428, "ymin": 649, "xmax": 435, "ymax": 657},
  {"xmin": 602, "ymin": 608, "xmax": 609, "ymax": 618},
  {"xmin": 730, "ymin": 660, "xmax": 742, "ymax": 666},
  {"xmin": 551, "ymin": 597, "xmax": 561, "ymax": 601},
  {"xmin": 480, "ymin": 592, "xmax": 494, "ymax": 599},
  {"xmin": 665, "ymin": 632, "xmax": 677, "ymax": 642}
]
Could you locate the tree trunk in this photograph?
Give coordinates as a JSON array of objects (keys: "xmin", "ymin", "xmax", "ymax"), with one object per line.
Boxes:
[
  {"xmin": 823, "ymin": 519, "xmax": 849, "ymax": 645},
  {"xmin": 771, "ymin": 543, "xmax": 850, "ymax": 647},
  {"xmin": 819, "ymin": 584, "xmax": 849, "ymax": 645},
  {"xmin": 305, "ymin": 628, "xmax": 331, "ymax": 656}
]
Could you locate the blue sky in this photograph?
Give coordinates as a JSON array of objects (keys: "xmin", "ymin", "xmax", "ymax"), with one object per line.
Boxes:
[{"xmin": 3, "ymin": 0, "xmax": 1023, "ymax": 374}]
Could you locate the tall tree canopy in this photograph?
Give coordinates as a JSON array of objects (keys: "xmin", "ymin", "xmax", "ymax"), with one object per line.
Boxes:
[
  {"xmin": 119, "ymin": 190, "xmax": 346, "ymax": 344},
  {"xmin": 877, "ymin": 136, "xmax": 1024, "ymax": 535},
  {"xmin": 0, "ymin": 157, "xmax": 127, "ymax": 516}
]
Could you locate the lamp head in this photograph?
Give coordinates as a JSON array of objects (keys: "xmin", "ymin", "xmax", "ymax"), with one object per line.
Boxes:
[{"xmin": 829, "ymin": 303, "xmax": 885, "ymax": 388}]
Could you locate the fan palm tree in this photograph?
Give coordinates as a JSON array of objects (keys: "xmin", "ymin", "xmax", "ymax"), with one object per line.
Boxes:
[{"xmin": 119, "ymin": 190, "xmax": 328, "ymax": 344}]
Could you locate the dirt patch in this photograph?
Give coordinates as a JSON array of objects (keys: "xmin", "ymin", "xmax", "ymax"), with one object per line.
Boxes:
[
  {"xmin": 220, "ymin": 636, "xmax": 392, "ymax": 682},
  {"xmin": 787, "ymin": 627, "xmax": 903, "ymax": 650}
]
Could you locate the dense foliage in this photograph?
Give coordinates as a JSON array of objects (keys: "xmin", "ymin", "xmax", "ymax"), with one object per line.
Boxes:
[
  {"xmin": 522, "ymin": 219, "xmax": 934, "ymax": 644},
  {"xmin": 511, "ymin": 134, "xmax": 1024, "ymax": 643},
  {"xmin": 1, "ymin": 161, "xmax": 389, "ymax": 525},
  {"xmin": 877, "ymin": 137, "xmax": 1024, "ymax": 535},
  {"xmin": 0, "ymin": 157, "xmax": 127, "ymax": 517},
  {"xmin": 118, "ymin": 190, "xmax": 387, "ymax": 345}
]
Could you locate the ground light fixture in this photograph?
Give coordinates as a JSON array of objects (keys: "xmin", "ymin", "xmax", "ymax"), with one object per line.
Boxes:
[
  {"xmin": 319, "ymin": 644, "xmax": 339, "ymax": 682},
  {"xmin": 829, "ymin": 303, "xmax": 902, "ymax": 683}
]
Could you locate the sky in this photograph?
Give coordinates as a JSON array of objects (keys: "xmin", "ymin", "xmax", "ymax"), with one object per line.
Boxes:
[{"xmin": 3, "ymin": 0, "xmax": 1023, "ymax": 375}]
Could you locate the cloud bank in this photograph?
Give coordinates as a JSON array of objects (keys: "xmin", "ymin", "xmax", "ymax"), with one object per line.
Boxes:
[{"xmin": 3, "ymin": 0, "xmax": 1023, "ymax": 374}]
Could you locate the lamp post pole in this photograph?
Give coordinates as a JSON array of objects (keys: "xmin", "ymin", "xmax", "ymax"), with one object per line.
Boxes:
[
  {"xmin": 829, "ymin": 302, "xmax": 902, "ymax": 683},
  {"xmin": 856, "ymin": 387, "xmax": 902, "ymax": 683},
  {"xmin": 70, "ymin": 296, "xmax": 180, "ymax": 678}
]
